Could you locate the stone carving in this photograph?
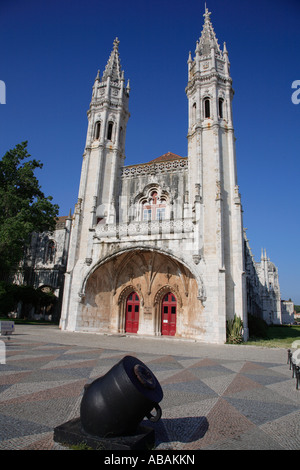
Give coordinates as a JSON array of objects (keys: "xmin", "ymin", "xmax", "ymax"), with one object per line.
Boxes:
[
  {"xmin": 121, "ymin": 158, "xmax": 188, "ymax": 178},
  {"xmin": 95, "ymin": 218, "xmax": 194, "ymax": 239}
]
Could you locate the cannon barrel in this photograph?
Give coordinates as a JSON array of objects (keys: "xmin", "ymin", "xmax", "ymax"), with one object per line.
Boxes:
[{"xmin": 80, "ymin": 355, "xmax": 163, "ymax": 437}]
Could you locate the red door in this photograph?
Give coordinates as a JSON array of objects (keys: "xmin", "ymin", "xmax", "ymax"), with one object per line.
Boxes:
[
  {"xmin": 161, "ymin": 293, "xmax": 177, "ymax": 336},
  {"xmin": 125, "ymin": 292, "xmax": 140, "ymax": 333}
]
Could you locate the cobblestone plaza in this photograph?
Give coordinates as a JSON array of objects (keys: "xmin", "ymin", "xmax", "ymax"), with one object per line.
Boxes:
[{"xmin": 0, "ymin": 325, "xmax": 299, "ymax": 450}]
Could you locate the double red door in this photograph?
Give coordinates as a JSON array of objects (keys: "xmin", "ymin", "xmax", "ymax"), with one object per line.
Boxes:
[
  {"xmin": 161, "ymin": 292, "xmax": 177, "ymax": 336},
  {"xmin": 125, "ymin": 292, "xmax": 140, "ymax": 333}
]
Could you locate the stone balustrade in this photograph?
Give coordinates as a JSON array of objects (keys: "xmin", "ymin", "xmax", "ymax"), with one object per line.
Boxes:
[{"xmin": 95, "ymin": 218, "xmax": 194, "ymax": 239}]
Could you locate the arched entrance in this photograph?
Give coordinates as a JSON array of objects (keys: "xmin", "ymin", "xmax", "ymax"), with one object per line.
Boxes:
[
  {"xmin": 125, "ymin": 292, "xmax": 140, "ymax": 333},
  {"xmin": 161, "ymin": 292, "xmax": 177, "ymax": 336},
  {"xmin": 79, "ymin": 248, "xmax": 203, "ymax": 337}
]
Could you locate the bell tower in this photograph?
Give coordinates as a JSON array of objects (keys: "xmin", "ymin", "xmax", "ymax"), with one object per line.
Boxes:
[
  {"xmin": 186, "ymin": 7, "xmax": 247, "ymax": 333},
  {"xmin": 60, "ymin": 38, "xmax": 130, "ymax": 330},
  {"xmin": 81, "ymin": 37, "xmax": 130, "ymax": 228},
  {"xmin": 74, "ymin": 37, "xmax": 130, "ymax": 260}
]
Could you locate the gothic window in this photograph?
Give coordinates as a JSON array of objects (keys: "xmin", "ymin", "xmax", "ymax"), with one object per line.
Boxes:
[
  {"xmin": 218, "ymin": 98, "xmax": 224, "ymax": 119},
  {"xmin": 204, "ymin": 98, "xmax": 210, "ymax": 118},
  {"xmin": 142, "ymin": 191, "xmax": 167, "ymax": 221},
  {"xmin": 94, "ymin": 121, "xmax": 101, "ymax": 140},
  {"xmin": 45, "ymin": 240, "xmax": 55, "ymax": 264},
  {"xmin": 107, "ymin": 121, "xmax": 114, "ymax": 141}
]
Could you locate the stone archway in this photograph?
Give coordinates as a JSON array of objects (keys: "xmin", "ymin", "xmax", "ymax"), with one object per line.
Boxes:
[{"xmin": 79, "ymin": 249, "xmax": 204, "ymax": 338}]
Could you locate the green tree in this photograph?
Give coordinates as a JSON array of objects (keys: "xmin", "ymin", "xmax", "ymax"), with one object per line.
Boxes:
[{"xmin": 0, "ymin": 141, "xmax": 59, "ymax": 277}]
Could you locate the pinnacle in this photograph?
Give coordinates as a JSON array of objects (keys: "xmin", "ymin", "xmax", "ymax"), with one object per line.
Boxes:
[
  {"xmin": 198, "ymin": 6, "xmax": 221, "ymax": 56},
  {"xmin": 102, "ymin": 38, "xmax": 123, "ymax": 82}
]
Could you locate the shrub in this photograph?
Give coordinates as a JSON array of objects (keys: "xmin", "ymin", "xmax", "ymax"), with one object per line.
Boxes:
[
  {"xmin": 226, "ymin": 314, "xmax": 244, "ymax": 344},
  {"xmin": 0, "ymin": 281, "xmax": 56, "ymax": 317}
]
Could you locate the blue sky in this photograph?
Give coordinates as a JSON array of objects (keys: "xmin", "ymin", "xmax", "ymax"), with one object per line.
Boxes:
[{"xmin": 0, "ymin": 0, "xmax": 299, "ymax": 304}]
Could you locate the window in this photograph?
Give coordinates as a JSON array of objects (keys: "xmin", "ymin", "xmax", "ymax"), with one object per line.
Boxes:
[
  {"xmin": 94, "ymin": 121, "xmax": 101, "ymax": 140},
  {"xmin": 45, "ymin": 240, "xmax": 55, "ymax": 263},
  {"xmin": 142, "ymin": 191, "xmax": 167, "ymax": 221},
  {"xmin": 156, "ymin": 207, "xmax": 165, "ymax": 221},
  {"xmin": 218, "ymin": 98, "xmax": 224, "ymax": 119},
  {"xmin": 143, "ymin": 208, "xmax": 152, "ymax": 221},
  {"xmin": 192, "ymin": 102, "xmax": 196, "ymax": 122},
  {"xmin": 204, "ymin": 98, "xmax": 210, "ymax": 118},
  {"xmin": 107, "ymin": 121, "xmax": 114, "ymax": 141}
]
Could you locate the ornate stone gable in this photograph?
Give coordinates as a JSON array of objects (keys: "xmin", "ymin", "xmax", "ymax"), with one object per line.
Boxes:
[{"xmin": 121, "ymin": 155, "xmax": 188, "ymax": 178}]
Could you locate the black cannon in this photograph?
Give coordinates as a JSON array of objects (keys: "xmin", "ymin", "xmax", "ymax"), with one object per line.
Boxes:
[{"xmin": 80, "ymin": 355, "xmax": 163, "ymax": 438}]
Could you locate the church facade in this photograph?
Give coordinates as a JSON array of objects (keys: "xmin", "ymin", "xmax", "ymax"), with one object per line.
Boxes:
[{"xmin": 58, "ymin": 9, "xmax": 282, "ymax": 343}]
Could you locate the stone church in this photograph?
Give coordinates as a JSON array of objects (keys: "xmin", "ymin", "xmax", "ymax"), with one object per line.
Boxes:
[{"xmin": 23, "ymin": 9, "xmax": 283, "ymax": 342}]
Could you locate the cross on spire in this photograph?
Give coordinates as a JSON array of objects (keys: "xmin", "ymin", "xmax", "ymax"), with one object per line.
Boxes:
[
  {"xmin": 204, "ymin": 3, "xmax": 211, "ymax": 20},
  {"xmin": 113, "ymin": 37, "xmax": 120, "ymax": 50}
]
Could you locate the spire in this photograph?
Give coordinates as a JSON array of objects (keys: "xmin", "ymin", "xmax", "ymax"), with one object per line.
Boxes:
[
  {"xmin": 197, "ymin": 6, "xmax": 221, "ymax": 56},
  {"xmin": 102, "ymin": 37, "xmax": 123, "ymax": 82}
]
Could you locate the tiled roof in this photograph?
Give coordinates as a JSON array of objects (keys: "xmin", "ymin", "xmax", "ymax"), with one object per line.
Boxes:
[
  {"xmin": 148, "ymin": 152, "xmax": 184, "ymax": 163},
  {"xmin": 55, "ymin": 216, "xmax": 69, "ymax": 229}
]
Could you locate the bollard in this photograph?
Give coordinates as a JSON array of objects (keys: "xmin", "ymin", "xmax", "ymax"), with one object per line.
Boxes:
[
  {"xmin": 80, "ymin": 355, "xmax": 163, "ymax": 438},
  {"xmin": 287, "ymin": 349, "xmax": 292, "ymax": 369},
  {"xmin": 296, "ymin": 366, "xmax": 300, "ymax": 390}
]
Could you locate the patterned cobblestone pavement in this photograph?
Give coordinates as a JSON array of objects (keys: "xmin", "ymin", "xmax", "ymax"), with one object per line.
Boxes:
[{"xmin": 0, "ymin": 325, "xmax": 299, "ymax": 450}]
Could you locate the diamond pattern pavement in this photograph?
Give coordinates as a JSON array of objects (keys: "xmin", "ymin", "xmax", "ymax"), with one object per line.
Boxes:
[{"xmin": 0, "ymin": 327, "xmax": 299, "ymax": 450}]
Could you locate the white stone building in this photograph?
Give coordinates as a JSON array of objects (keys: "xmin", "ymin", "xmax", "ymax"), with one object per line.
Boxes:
[
  {"xmin": 16, "ymin": 214, "xmax": 72, "ymax": 319},
  {"xmin": 244, "ymin": 236, "xmax": 282, "ymax": 325},
  {"xmin": 59, "ymin": 8, "xmax": 282, "ymax": 342},
  {"xmin": 281, "ymin": 300, "xmax": 295, "ymax": 325}
]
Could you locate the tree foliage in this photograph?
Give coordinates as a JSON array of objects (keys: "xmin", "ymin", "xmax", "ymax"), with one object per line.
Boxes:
[{"xmin": 0, "ymin": 142, "xmax": 59, "ymax": 276}]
